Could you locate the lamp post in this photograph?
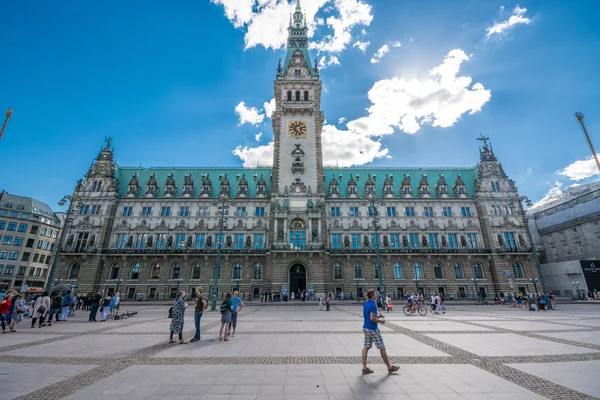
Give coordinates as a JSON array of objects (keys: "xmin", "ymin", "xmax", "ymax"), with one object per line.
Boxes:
[
  {"xmin": 115, "ymin": 278, "xmax": 124, "ymax": 294},
  {"xmin": 369, "ymin": 194, "xmax": 384, "ymax": 299},
  {"xmin": 572, "ymin": 281, "xmax": 580, "ymax": 300},
  {"xmin": 211, "ymin": 195, "xmax": 228, "ymax": 311},
  {"xmin": 511, "ymin": 197, "xmax": 552, "ymax": 309},
  {"xmin": 45, "ymin": 195, "xmax": 83, "ymax": 292},
  {"xmin": 414, "ymin": 278, "xmax": 421, "ymax": 295},
  {"xmin": 575, "ymin": 112, "xmax": 600, "ymax": 175},
  {"xmin": 472, "ymin": 278, "xmax": 480, "ymax": 302},
  {"xmin": 354, "ymin": 277, "xmax": 364, "ymax": 303},
  {"xmin": 529, "ymin": 277, "xmax": 538, "ymax": 294},
  {"xmin": 0, "ymin": 109, "xmax": 13, "ymax": 140},
  {"xmin": 173, "ymin": 278, "xmax": 183, "ymax": 296}
]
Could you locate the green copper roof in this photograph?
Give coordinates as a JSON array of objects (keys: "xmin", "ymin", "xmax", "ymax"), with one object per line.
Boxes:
[{"xmin": 278, "ymin": 0, "xmax": 318, "ymax": 78}]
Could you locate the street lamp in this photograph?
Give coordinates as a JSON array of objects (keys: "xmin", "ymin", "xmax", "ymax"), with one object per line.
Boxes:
[
  {"xmin": 233, "ymin": 277, "xmax": 242, "ymax": 293},
  {"xmin": 0, "ymin": 109, "xmax": 13, "ymax": 140},
  {"xmin": 511, "ymin": 197, "xmax": 552, "ymax": 309},
  {"xmin": 46, "ymin": 194, "xmax": 84, "ymax": 292},
  {"xmin": 572, "ymin": 281, "xmax": 580, "ymax": 300},
  {"xmin": 369, "ymin": 194, "xmax": 384, "ymax": 300},
  {"xmin": 211, "ymin": 194, "xmax": 228, "ymax": 311},
  {"xmin": 115, "ymin": 278, "xmax": 124, "ymax": 294},
  {"xmin": 354, "ymin": 277, "xmax": 364, "ymax": 303},
  {"xmin": 529, "ymin": 277, "xmax": 539, "ymax": 293},
  {"xmin": 471, "ymin": 278, "xmax": 480, "ymax": 302}
]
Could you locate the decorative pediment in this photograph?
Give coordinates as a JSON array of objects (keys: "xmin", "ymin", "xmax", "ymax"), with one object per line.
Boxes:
[
  {"xmin": 250, "ymin": 220, "xmax": 267, "ymax": 232},
  {"xmin": 289, "ymin": 178, "xmax": 306, "ymax": 194},
  {"xmin": 126, "ymin": 173, "xmax": 140, "ymax": 198},
  {"xmin": 200, "ymin": 174, "xmax": 213, "ymax": 197},
  {"xmin": 390, "ymin": 219, "xmax": 398, "ymax": 227},
  {"xmin": 436, "ymin": 174, "xmax": 449, "ymax": 198},
  {"xmin": 234, "ymin": 219, "xmax": 246, "ymax": 230},
  {"xmin": 333, "ymin": 219, "xmax": 341, "ymax": 228},
  {"xmin": 408, "ymin": 219, "xmax": 419, "ymax": 230},
  {"xmin": 364, "ymin": 174, "xmax": 376, "ymax": 196},
  {"xmin": 427, "ymin": 219, "xmax": 441, "ymax": 230},
  {"xmin": 401, "ymin": 174, "xmax": 413, "ymax": 198},
  {"xmin": 291, "ymin": 144, "xmax": 305, "ymax": 173},
  {"xmin": 114, "ymin": 219, "xmax": 129, "ymax": 232},
  {"xmin": 218, "ymin": 174, "xmax": 231, "ymax": 197},
  {"xmin": 347, "ymin": 175, "xmax": 358, "ymax": 197},
  {"xmin": 132, "ymin": 220, "xmax": 149, "ymax": 231},
  {"xmin": 499, "ymin": 216, "xmax": 521, "ymax": 229},
  {"xmin": 192, "ymin": 220, "xmax": 206, "ymax": 231},
  {"xmin": 383, "ymin": 174, "xmax": 394, "ymax": 197},
  {"xmin": 175, "ymin": 219, "xmax": 187, "ymax": 230},
  {"xmin": 446, "ymin": 219, "xmax": 459, "ymax": 230},
  {"xmin": 328, "ymin": 174, "xmax": 340, "ymax": 198},
  {"xmin": 155, "ymin": 219, "xmax": 170, "ymax": 231},
  {"xmin": 163, "ymin": 174, "xmax": 177, "ymax": 198},
  {"xmin": 453, "ymin": 174, "xmax": 468, "ymax": 197},
  {"xmin": 466, "ymin": 219, "xmax": 477, "ymax": 229},
  {"xmin": 255, "ymin": 174, "xmax": 267, "ymax": 198},
  {"xmin": 418, "ymin": 174, "xmax": 431, "ymax": 198},
  {"xmin": 182, "ymin": 174, "xmax": 194, "ymax": 197},
  {"xmin": 352, "ymin": 219, "xmax": 360, "ymax": 228},
  {"xmin": 236, "ymin": 174, "xmax": 249, "ymax": 198},
  {"xmin": 144, "ymin": 174, "xmax": 158, "ymax": 198}
]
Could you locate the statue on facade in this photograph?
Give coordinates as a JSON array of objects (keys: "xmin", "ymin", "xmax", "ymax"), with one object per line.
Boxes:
[
  {"xmin": 274, "ymin": 199, "xmax": 281, "ymax": 210},
  {"xmin": 226, "ymin": 235, "xmax": 232, "ymax": 248},
  {"xmin": 344, "ymin": 235, "xmax": 350, "ymax": 248},
  {"xmin": 278, "ymin": 228, "xmax": 284, "ymax": 242},
  {"xmin": 312, "ymin": 226, "xmax": 318, "ymax": 242},
  {"xmin": 283, "ymin": 200, "xmax": 290, "ymax": 211},
  {"xmin": 307, "ymin": 199, "xmax": 313, "ymax": 209}
]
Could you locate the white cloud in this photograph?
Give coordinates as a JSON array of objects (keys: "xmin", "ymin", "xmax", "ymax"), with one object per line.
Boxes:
[
  {"xmin": 530, "ymin": 181, "xmax": 563, "ymax": 209},
  {"xmin": 391, "ymin": 41, "xmax": 401, "ymax": 47},
  {"xmin": 232, "ymin": 142, "xmax": 274, "ymax": 167},
  {"xmin": 210, "ymin": 0, "xmax": 254, "ymax": 28},
  {"xmin": 558, "ymin": 153, "xmax": 600, "ymax": 181},
  {"xmin": 263, "ymin": 98, "xmax": 276, "ymax": 118},
  {"xmin": 370, "ymin": 41, "xmax": 401, "ymax": 63},
  {"xmin": 318, "ymin": 55, "xmax": 341, "ymax": 69},
  {"xmin": 235, "ymin": 101, "xmax": 265, "ymax": 126},
  {"xmin": 338, "ymin": 117, "xmax": 346, "ymax": 124},
  {"xmin": 348, "ymin": 49, "xmax": 491, "ymax": 135},
  {"xmin": 321, "ymin": 124, "xmax": 388, "ymax": 166},
  {"xmin": 255, "ymin": 132, "xmax": 263, "ymax": 141},
  {"xmin": 486, "ymin": 5, "xmax": 531, "ymax": 38},
  {"xmin": 353, "ymin": 40, "xmax": 370, "ymax": 53}
]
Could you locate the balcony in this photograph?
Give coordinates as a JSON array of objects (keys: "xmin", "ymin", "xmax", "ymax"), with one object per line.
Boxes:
[
  {"xmin": 104, "ymin": 248, "xmax": 268, "ymax": 255},
  {"xmin": 326, "ymin": 248, "xmax": 491, "ymax": 255},
  {"xmin": 271, "ymin": 243, "xmax": 325, "ymax": 251},
  {"xmin": 282, "ymin": 100, "xmax": 314, "ymax": 111}
]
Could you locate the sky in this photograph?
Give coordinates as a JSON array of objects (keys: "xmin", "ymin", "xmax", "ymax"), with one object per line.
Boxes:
[{"xmin": 1, "ymin": 0, "xmax": 599, "ymax": 212}]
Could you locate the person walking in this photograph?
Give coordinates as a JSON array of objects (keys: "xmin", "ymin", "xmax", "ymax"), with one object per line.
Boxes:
[
  {"xmin": 361, "ymin": 289, "xmax": 399, "ymax": 375},
  {"xmin": 191, "ymin": 287, "xmax": 207, "ymax": 342},
  {"xmin": 219, "ymin": 292, "xmax": 233, "ymax": 341},
  {"xmin": 47, "ymin": 291, "xmax": 62, "ymax": 326},
  {"xmin": 9, "ymin": 293, "xmax": 26, "ymax": 332},
  {"xmin": 89, "ymin": 291, "xmax": 102, "ymax": 321},
  {"xmin": 325, "ymin": 294, "xmax": 331, "ymax": 311},
  {"xmin": 31, "ymin": 291, "xmax": 50, "ymax": 328},
  {"xmin": 229, "ymin": 291, "xmax": 244, "ymax": 337},
  {"xmin": 109, "ymin": 292, "xmax": 120, "ymax": 319},
  {"xmin": 101, "ymin": 294, "xmax": 112, "ymax": 321},
  {"xmin": 0, "ymin": 293, "xmax": 13, "ymax": 333},
  {"xmin": 376, "ymin": 291, "xmax": 384, "ymax": 313},
  {"xmin": 60, "ymin": 290, "xmax": 73, "ymax": 321},
  {"xmin": 169, "ymin": 290, "xmax": 187, "ymax": 344}
]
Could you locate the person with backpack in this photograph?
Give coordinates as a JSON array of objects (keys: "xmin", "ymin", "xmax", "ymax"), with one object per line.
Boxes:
[
  {"xmin": 47, "ymin": 291, "xmax": 63, "ymax": 326},
  {"xmin": 190, "ymin": 287, "xmax": 207, "ymax": 342},
  {"xmin": 31, "ymin": 291, "xmax": 50, "ymax": 328},
  {"xmin": 219, "ymin": 292, "xmax": 233, "ymax": 342},
  {"xmin": 169, "ymin": 290, "xmax": 187, "ymax": 344}
]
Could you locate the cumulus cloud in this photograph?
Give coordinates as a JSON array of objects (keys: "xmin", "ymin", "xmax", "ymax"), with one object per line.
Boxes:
[
  {"xmin": 235, "ymin": 101, "xmax": 265, "ymax": 126},
  {"xmin": 558, "ymin": 153, "xmax": 600, "ymax": 181},
  {"xmin": 348, "ymin": 49, "xmax": 491, "ymax": 135},
  {"xmin": 263, "ymin": 98, "xmax": 276, "ymax": 118},
  {"xmin": 318, "ymin": 55, "xmax": 341, "ymax": 69},
  {"xmin": 338, "ymin": 117, "xmax": 346, "ymax": 124},
  {"xmin": 232, "ymin": 142, "xmax": 274, "ymax": 167},
  {"xmin": 370, "ymin": 41, "xmax": 401, "ymax": 63},
  {"xmin": 255, "ymin": 132, "xmax": 263, "ymax": 141},
  {"xmin": 486, "ymin": 5, "xmax": 531, "ymax": 38},
  {"xmin": 530, "ymin": 181, "xmax": 563, "ymax": 209},
  {"xmin": 353, "ymin": 40, "xmax": 370, "ymax": 53}
]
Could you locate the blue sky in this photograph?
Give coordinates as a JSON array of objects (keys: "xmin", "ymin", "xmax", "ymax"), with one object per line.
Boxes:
[{"xmin": 1, "ymin": 0, "xmax": 599, "ymax": 211}]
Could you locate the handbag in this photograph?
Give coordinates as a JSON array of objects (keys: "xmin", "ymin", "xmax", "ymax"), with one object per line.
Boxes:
[{"xmin": 37, "ymin": 305, "xmax": 47, "ymax": 314}]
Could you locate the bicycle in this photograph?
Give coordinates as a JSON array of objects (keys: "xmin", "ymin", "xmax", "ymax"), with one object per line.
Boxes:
[{"xmin": 402, "ymin": 303, "xmax": 427, "ymax": 316}]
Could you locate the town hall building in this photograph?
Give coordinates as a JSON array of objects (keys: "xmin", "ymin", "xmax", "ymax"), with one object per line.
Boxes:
[{"xmin": 56, "ymin": 1, "xmax": 539, "ymax": 301}]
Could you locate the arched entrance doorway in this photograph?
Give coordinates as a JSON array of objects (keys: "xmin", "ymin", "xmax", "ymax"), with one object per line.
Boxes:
[{"xmin": 289, "ymin": 264, "xmax": 307, "ymax": 296}]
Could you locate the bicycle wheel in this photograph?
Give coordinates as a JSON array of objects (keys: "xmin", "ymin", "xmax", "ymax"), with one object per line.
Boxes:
[
  {"xmin": 402, "ymin": 305, "xmax": 413, "ymax": 316},
  {"xmin": 417, "ymin": 305, "xmax": 427, "ymax": 316}
]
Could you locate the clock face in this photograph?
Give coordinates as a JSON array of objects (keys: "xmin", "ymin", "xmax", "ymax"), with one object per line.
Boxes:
[{"xmin": 288, "ymin": 120, "xmax": 308, "ymax": 138}]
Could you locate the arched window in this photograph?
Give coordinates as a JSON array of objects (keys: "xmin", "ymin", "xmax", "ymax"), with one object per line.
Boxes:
[
  {"xmin": 414, "ymin": 263, "xmax": 424, "ymax": 280},
  {"xmin": 191, "ymin": 263, "xmax": 201, "ymax": 280},
  {"xmin": 150, "ymin": 263, "xmax": 160, "ymax": 279},
  {"xmin": 454, "ymin": 263, "xmax": 464, "ymax": 279},
  {"xmin": 354, "ymin": 263, "xmax": 363, "ymax": 279},
  {"xmin": 232, "ymin": 263, "xmax": 242, "ymax": 280},
  {"xmin": 253, "ymin": 263, "xmax": 262, "ymax": 280},
  {"xmin": 68, "ymin": 263, "xmax": 80, "ymax": 280},
  {"xmin": 290, "ymin": 218, "xmax": 306, "ymax": 249},
  {"xmin": 303, "ymin": 90, "xmax": 309, "ymax": 101},
  {"xmin": 212, "ymin": 264, "xmax": 221, "ymax": 280},
  {"xmin": 109, "ymin": 264, "xmax": 120, "ymax": 280},
  {"xmin": 512, "ymin": 262, "xmax": 524, "ymax": 278},
  {"xmin": 333, "ymin": 263, "xmax": 343, "ymax": 279},
  {"xmin": 171, "ymin": 263, "xmax": 181, "ymax": 279},
  {"xmin": 287, "ymin": 90, "xmax": 292, "ymax": 101},
  {"xmin": 393, "ymin": 263, "xmax": 403, "ymax": 279},
  {"xmin": 473, "ymin": 263, "xmax": 484, "ymax": 279},
  {"xmin": 434, "ymin": 263, "xmax": 444, "ymax": 279},
  {"xmin": 295, "ymin": 90, "xmax": 301, "ymax": 101},
  {"xmin": 130, "ymin": 263, "xmax": 141, "ymax": 280}
]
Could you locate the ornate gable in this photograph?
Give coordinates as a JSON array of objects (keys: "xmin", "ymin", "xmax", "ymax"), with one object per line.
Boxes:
[
  {"xmin": 126, "ymin": 173, "xmax": 140, "ymax": 198},
  {"xmin": 418, "ymin": 174, "xmax": 431, "ymax": 198},
  {"xmin": 163, "ymin": 173, "xmax": 177, "ymax": 198},
  {"xmin": 144, "ymin": 174, "xmax": 158, "ymax": 198},
  {"xmin": 182, "ymin": 174, "xmax": 194, "ymax": 198},
  {"xmin": 436, "ymin": 174, "xmax": 450, "ymax": 198},
  {"xmin": 401, "ymin": 174, "xmax": 413, "ymax": 198}
]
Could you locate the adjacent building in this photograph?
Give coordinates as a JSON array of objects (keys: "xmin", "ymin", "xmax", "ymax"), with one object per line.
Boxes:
[
  {"xmin": 0, "ymin": 192, "xmax": 62, "ymax": 291},
  {"xmin": 54, "ymin": 1, "xmax": 540, "ymax": 301}
]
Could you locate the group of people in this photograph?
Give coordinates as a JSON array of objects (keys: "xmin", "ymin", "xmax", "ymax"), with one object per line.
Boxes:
[
  {"xmin": 495, "ymin": 292, "xmax": 556, "ymax": 311},
  {"xmin": 0, "ymin": 290, "xmax": 27, "ymax": 333}
]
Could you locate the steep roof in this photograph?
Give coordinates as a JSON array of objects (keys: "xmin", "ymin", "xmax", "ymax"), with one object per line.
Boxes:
[{"xmin": 0, "ymin": 192, "xmax": 60, "ymax": 222}]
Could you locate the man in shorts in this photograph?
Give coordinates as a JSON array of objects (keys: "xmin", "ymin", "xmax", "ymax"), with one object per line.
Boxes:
[
  {"xmin": 362, "ymin": 289, "xmax": 399, "ymax": 375},
  {"xmin": 228, "ymin": 291, "xmax": 244, "ymax": 337}
]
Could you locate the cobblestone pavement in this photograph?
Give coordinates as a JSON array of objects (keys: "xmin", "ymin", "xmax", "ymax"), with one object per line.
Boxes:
[{"xmin": 0, "ymin": 302, "xmax": 598, "ymax": 399}]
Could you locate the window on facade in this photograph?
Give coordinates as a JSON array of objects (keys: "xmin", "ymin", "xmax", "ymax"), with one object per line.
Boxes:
[
  {"xmin": 180, "ymin": 206, "xmax": 190, "ymax": 217},
  {"xmin": 295, "ymin": 90, "xmax": 301, "ymax": 101},
  {"xmin": 434, "ymin": 263, "xmax": 444, "ymax": 279},
  {"xmin": 9, "ymin": 251, "xmax": 18, "ymax": 260},
  {"xmin": 290, "ymin": 219, "xmax": 306, "ymax": 249},
  {"xmin": 333, "ymin": 263, "xmax": 343, "ymax": 279},
  {"xmin": 109, "ymin": 264, "xmax": 120, "ymax": 280},
  {"xmin": 198, "ymin": 206, "xmax": 209, "ymax": 217},
  {"xmin": 234, "ymin": 234, "xmax": 245, "ymax": 249},
  {"xmin": 331, "ymin": 207, "xmax": 340, "ymax": 217},
  {"xmin": 466, "ymin": 233, "xmax": 478, "ymax": 249},
  {"xmin": 17, "ymin": 266, "xmax": 25, "ymax": 276},
  {"xmin": 39, "ymin": 255, "xmax": 45, "ymax": 263},
  {"xmin": 447, "ymin": 233, "xmax": 458, "ymax": 248},
  {"xmin": 390, "ymin": 233, "xmax": 400, "ymax": 248},
  {"xmin": 195, "ymin": 233, "xmax": 206, "ymax": 249},
  {"xmin": 349, "ymin": 207, "xmax": 359, "ymax": 217},
  {"xmin": 231, "ymin": 263, "xmax": 242, "ymax": 280},
  {"xmin": 512, "ymin": 262, "xmax": 524, "ymax": 278},
  {"xmin": 30, "ymin": 225, "xmax": 38, "ymax": 234},
  {"xmin": 303, "ymin": 90, "xmax": 309, "ymax": 101},
  {"xmin": 255, "ymin": 207, "xmax": 265, "ymax": 217},
  {"xmin": 0, "ymin": 221, "xmax": 5, "ymax": 230},
  {"xmin": 368, "ymin": 206, "xmax": 377, "ymax": 216},
  {"xmin": 409, "ymin": 233, "xmax": 419, "ymax": 248},
  {"xmin": 215, "ymin": 233, "xmax": 224, "ymax": 249},
  {"xmin": 354, "ymin": 263, "xmax": 363, "ymax": 279},
  {"xmin": 414, "ymin": 263, "xmax": 424, "ymax": 280},
  {"xmin": 405, "ymin": 207, "xmax": 415, "ymax": 217},
  {"xmin": 454, "ymin": 263, "xmax": 464, "ymax": 279},
  {"xmin": 28, "ymin": 266, "xmax": 35, "ymax": 276},
  {"xmin": 331, "ymin": 234, "xmax": 342, "ymax": 249},
  {"xmin": 115, "ymin": 234, "xmax": 128, "ymax": 249},
  {"xmin": 135, "ymin": 234, "xmax": 147, "ymax": 249},
  {"xmin": 191, "ymin": 264, "xmax": 201, "ymax": 279},
  {"xmin": 4, "ymin": 265, "xmax": 14, "ymax": 275},
  {"xmin": 442, "ymin": 207, "xmax": 452, "ymax": 217},
  {"xmin": 155, "ymin": 234, "xmax": 166, "ymax": 249},
  {"xmin": 504, "ymin": 232, "xmax": 517, "ymax": 249},
  {"xmin": 253, "ymin": 234, "xmax": 265, "ymax": 249},
  {"xmin": 150, "ymin": 263, "xmax": 161, "ymax": 279},
  {"xmin": 460, "ymin": 207, "xmax": 471, "ymax": 217},
  {"xmin": 2, "ymin": 236, "xmax": 12, "ymax": 245},
  {"xmin": 473, "ymin": 263, "xmax": 484, "ymax": 279},
  {"xmin": 252, "ymin": 263, "xmax": 262, "ymax": 280},
  {"xmin": 351, "ymin": 233, "xmax": 361, "ymax": 249},
  {"xmin": 18, "ymin": 223, "xmax": 27, "ymax": 232},
  {"xmin": 171, "ymin": 263, "xmax": 181, "ymax": 279},
  {"xmin": 393, "ymin": 263, "xmax": 403, "ymax": 279},
  {"xmin": 428, "ymin": 233, "xmax": 439, "ymax": 249},
  {"xmin": 68, "ymin": 263, "xmax": 80, "ymax": 279},
  {"xmin": 423, "ymin": 207, "xmax": 433, "ymax": 217},
  {"xmin": 161, "ymin": 207, "xmax": 171, "ymax": 217},
  {"xmin": 386, "ymin": 207, "xmax": 396, "ymax": 217},
  {"xmin": 235, "ymin": 207, "xmax": 247, "ymax": 217},
  {"xmin": 1, "ymin": 250, "xmax": 8, "ymax": 259},
  {"xmin": 7, "ymin": 222, "xmax": 16, "ymax": 231},
  {"xmin": 370, "ymin": 234, "xmax": 381, "ymax": 249},
  {"xmin": 577, "ymin": 242, "xmax": 584, "ymax": 254},
  {"xmin": 287, "ymin": 91, "xmax": 292, "ymax": 101},
  {"xmin": 175, "ymin": 233, "xmax": 187, "ymax": 249},
  {"xmin": 374, "ymin": 264, "xmax": 382, "ymax": 279},
  {"xmin": 130, "ymin": 263, "xmax": 141, "ymax": 279},
  {"xmin": 122, "ymin": 206, "xmax": 133, "ymax": 217},
  {"xmin": 21, "ymin": 252, "xmax": 30, "ymax": 261}
]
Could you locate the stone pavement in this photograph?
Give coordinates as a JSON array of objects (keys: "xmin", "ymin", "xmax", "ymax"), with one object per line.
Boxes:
[{"xmin": 0, "ymin": 302, "xmax": 599, "ymax": 400}]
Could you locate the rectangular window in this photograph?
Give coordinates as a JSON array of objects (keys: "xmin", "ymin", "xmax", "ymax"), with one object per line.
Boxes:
[
  {"xmin": 290, "ymin": 231, "xmax": 306, "ymax": 249},
  {"xmin": 368, "ymin": 206, "xmax": 378, "ymax": 216},
  {"xmin": 7, "ymin": 222, "xmax": 16, "ymax": 231},
  {"xmin": 370, "ymin": 234, "xmax": 380, "ymax": 249},
  {"xmin": 122, "ymin": 206, "xmax": 133, "ymax": 217},
  {"xmin": 405, "ymin": 207, "xmax": 415, "ymax": 217},
  {"xmin": 253, "ymin": 234, "xmax": 265, "ymax": 249},
  {"xmin": 155, "ymin": 234, "xmax": 166, "ymax": 249},
  {"xmin": 349, "ymin": 207, "xmax": 359, "ymax": 217},
  {"xmin": 13, "ymin": 237, "xmax": 23, "ymax": 246},
  {"xmin": 46, "ymin": 229, "xmax": 52, "ymax": 238},
  {"xmin": 386, "ymin": 207, "xmax": 396, "ymax": 217},
  {"xmin": 50, "ymin": 243, "xmax": 55, "ymax": 252},
  {"xmin": 35, "ymin": 268, "xmax": 42, "ymax": 276},
  {"xmin": 42, "ymin": 241, "xmax": 49, "ymax": 250},
  {"xmin": 331, "ymin": 207, "xmax": 340, "ymax": 217},
  {"xmin": 255, "ymin": 207, "xmax": 265, "ymax": 217},
  {"xmin": 39, "ymin": 255, "xmax": 45, "ymax": 264},
  {"xmin": 115, "ymin": 233, "xmax": 128, "ymax": 249},
  {"xmin": 491, "ymin": 182, "xmax": 496, "ymax": 192},
  {"xmin": 393, "ymin": 264, "xmax": 403, "ymax": 279},
  {"xmin": 142, "ymin": 206, "xmax": 152, "ymax": 216},
  {"xmin": 135, "ymin": 234, "xmax": 146, "ymax": 249},
  {"xmin": 331, "ymin": 233, "xmax": 342, "ymax": 249},
  {"xmin": 5, "ymin": 265, "xmax": 14, "ymax": 275},
  {"xmin": 195, "ymin": 234, "xmax": 206, "ymax": 249},
  {"xmin": 466, "ymin": 233, "xmax": 478, "ymax": 249},
  {"xmin": 30, "ymin": 225, "xmax": 38, "ymax": 234},
  {"xmin": 215, "ymin": 233, "xmax": 225, "ymax": 249},
  {"xmin": 21, "ymin": 252, "xmax": 30, "ymax": 261},
  {"xmin": 0, "ymin": 251, "xmax": 7, "ymax": 259},
  {"xmin": 235, "ymin": 207, "xmax": 247, "ymax": 217},
  {"xmin": 447, "ymin": 233, "xmax": 458, "ymax": 248},
  {"xmin": 460, "ymin": 207, "xmax": 471, "ymax": 217},
  {"xmin": 351, "ymin": 233, "xmax": 361, "ymax": 249},
  {"xmin": 91, "ymin": 205, "xmax": 98, "ymax": 215},
  {"xmin": 160, "ymin": 207, "xmax": 171, "ymax": 217},
  {"xmin": 390, "ymin": 233, "xmax": 400, "ymax": 249},
  {"xmin": 504, "ymin": 232, "xmax": 517, "ymax": 249},
  {"xmin": 36, "ymin": 240, "xmax": 43, "ymax": 249},
  {"xmin": 423, "ymin": 207, "xmax": 433, "ymax": 217},
  {"xmin": 17, "ymin": 266, "xmax": 26, "ymax": 276},
  {"xmin": 234, "ymin": 234, "xmax": 245, "ymax": 249},
  {"xmin": 180, "ymin": 206, "xmax": 190, "ymax": 217},
  {"xmin": 2, "ymin": 236, "xmax": 12, "ymax": 245},
  {"xmin": 442, "ymin": 207, "xmax": 452, "ymax": 217},
  {"xmin": 198, "ymin": 206, "xmax": 209, "ymax": 217},
  {"xmin": 176, "ymin": 233, "xmax": 187, "ymax": 249},
  {"xmin": 18, "ymin": 223, "xmax": 28, "ymax": 232},
  {"xmin": 409, "ymin": 233, "xmax": 419, "ymax": 248},
  {"xmin": 28, "ymin": 267, "xmax": 35, "ymax": 276},
  {"xmin": 454, "ymin": 264, "xmax": 464, "ymax": 279},
  {"xmin": 32, "ymin": 253, "xmax": 39, "ymax": 262},
  {"xmin": 0, "ymin": 220, "xmax": 5, "ymax": 230},
  {"xmin": 428, "ymin": 233, "xmax": 439, "ymax": 249},
  {"xmin": 474, "ymin": 264, "xmax": 484, "ymax": 279},
  {"xmin": 9, "ymin": 251, "xmax": 19, "ymax": 260},
  {"xmin": 577, "ymin": 242, "xmax": 584, "ymax": 254}
]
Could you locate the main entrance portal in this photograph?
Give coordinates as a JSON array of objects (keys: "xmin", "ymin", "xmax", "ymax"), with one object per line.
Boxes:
[{"xmin": 289, "ymin": 264, "xmax": 307, "ymax": 296}]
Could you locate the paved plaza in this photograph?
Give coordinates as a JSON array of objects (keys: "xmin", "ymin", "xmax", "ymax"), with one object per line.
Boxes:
[{"xmin": 0, "ymin": 302, "xmax": 599, "ymax": 400}]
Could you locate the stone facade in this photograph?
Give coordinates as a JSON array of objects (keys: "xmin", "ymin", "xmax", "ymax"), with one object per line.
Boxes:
[{"xmin": 54, "ymin": 2, "xmax": 539, "ymax": 301}]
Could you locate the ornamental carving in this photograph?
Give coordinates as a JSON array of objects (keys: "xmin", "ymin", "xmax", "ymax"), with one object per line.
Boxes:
[
  {"xmin": 145, "ymin": 174, "xmax": 158, "ymax": 197},
  {"xmin": 401, "ymin": 174, "xmax": 413, "ymax": 198},
  {"xmin": 418, "ymin": 174, "xmax": 431, "ymax": 198},
  {"xmin": 200, "ymin": 174, "xmax": 213, "ymax": 197},
  {"xmin": 289, "ymin": 178, "xmax": 306, "ymax": 193},
  {"xmin": 236, "ymin": 174, "xmax": 249, "ymax": 198},
  {"xmin": 436, "ymin": 174, "xmax": 449, "ymax": 198},
  {"xmin": 453, "ymin": 174, "xmax": 468, "ymax": 197},
  {"xmin": 383, "ymin": 174, "xmax": 394, "ymax": 197},
  {"xmin": 255, "ymin": 174, "xmax": 267, "ymax": 197},
  {"xmin": 182, "ymin": 174, "xmax": 194, "ymax": 197},
  {"xmin": 328, "ymin": 175, "xmax": 340, "ymax": 197}
]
